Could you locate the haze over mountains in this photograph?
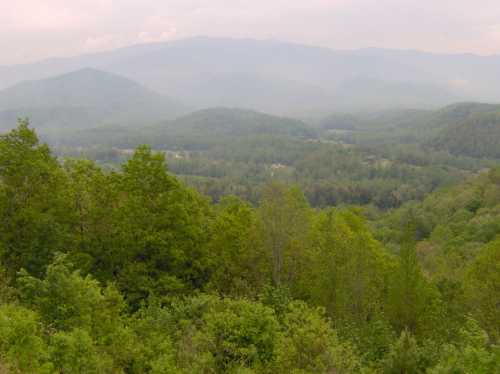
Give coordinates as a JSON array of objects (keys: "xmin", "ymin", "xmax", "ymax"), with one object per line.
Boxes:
[
  {"xmin": 1, "ymin": 37, "xmax": 500, "ymax": 116},
  {"xmin": 4, "ymin": 0, "xmax": 500, "ymax": 370},
  {"xmin": 1, "ymin": 36, "xmax": 500, "ymax": 157},
  {"xmin": 0, "ymin": 68, "xmax": 186, "ymax": 132}
]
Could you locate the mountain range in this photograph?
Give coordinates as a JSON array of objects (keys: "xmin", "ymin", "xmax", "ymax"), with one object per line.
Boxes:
[{"xmin": 1, "ymin": 37, "xmax": 500, "ymax": 115}]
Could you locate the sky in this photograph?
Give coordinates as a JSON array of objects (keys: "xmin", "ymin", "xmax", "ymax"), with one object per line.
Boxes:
[{"xmin": 1, "ymin": 0, "xmax": 500, "ymax": 65}]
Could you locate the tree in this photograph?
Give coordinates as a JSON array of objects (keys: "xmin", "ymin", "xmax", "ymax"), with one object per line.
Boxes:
[
  {"xmin": 162, "ymin": 294, "xmax": 280, "ymax": 373},
  {"xmin": 387, "ymin": 225, "xmax": 433, "ymax": 334},
  {"xmin": 310, "ymin": 209, "xmax": 392, "ymax": 325},
  {"xmin": 77, "ymin": 145, "xmax": 213, "ymax": 306},
  {"xmin": 429, "ymin": 318, "xmax": 500, "ymax": 374},
  {"xmin": 465, "ymin": 238, "xmax": 500, "ymax": 343},
  {"xmin": 0, "ymin": 304, "xmax": 52, "ymax": 373},
  {"xmin": 49, "ymin": 328, "xmax": 110, "ymax": 374},
  {"xmin": 17, "ymin": 254, "xmax": 135, "ymax": 370},
  {"xmin": 382, "ymin": 330, "xmax": 425, "ymax": 374},
  {"xmin": 257, "ymin": 182, "xmax": 312, "ymax": 291},
  {"xmin": 0, "ymin": 120, "xmax": 70, "ymax": 276},
  {"xmin": 207, "ymin": 196, "xmax": 266, "ymax": 297},
  {"xmin": 63, "ymin": 158, "xmax": 115, "ymax": 274},
  {"xmin": 275, "ymin": 301, "xmax": 362, "ymax": 373}
]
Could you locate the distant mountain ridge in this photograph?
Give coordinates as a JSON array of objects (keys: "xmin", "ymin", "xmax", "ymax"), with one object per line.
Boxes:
[
  {"xmin": 0, "ymin": 68, "xmax": 187, "ymax": 131},
  {"xmin": 1, "ymin": 37, "xmax": 499, "ymax": 115}
]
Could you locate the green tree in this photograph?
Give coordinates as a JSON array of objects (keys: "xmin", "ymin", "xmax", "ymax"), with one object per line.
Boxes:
[
  {"xmin": 207, "ymin": 196, "xmax": 266, "ymax": 297},
  {"xmin": 465, "ymin": 238, "xmax": 500, "ymax": 343},
  {"xmin": 63, "ymin": 158, "xmax": 116, "ymax": 274},
  {"xmin": 165, "ymin": 295, "xmax": 280, "ymax": 373},
  {"xmin": 0, "ymin": 304, "xmax": 52, "ymax": 373},
  {"xmin": 429, "ymin": 318, "xmax": 500, "ymax": 374},
  {"xmin": 50, "ymin": 328, "xmax": 111, "ymax": 373},
  {"xmin": 257, "ymin": 182, "xmax": 312, "ymax": 292},
  {"xmin": 310, "ymin": 209, "xmax": 392, "ymax": 327},
  {"xmin": 75, "ymin": 145, "xmax": 213, "ymax": 306},
  {"xmin": 382, "ymin": 330, "xmax": 425, "ymax": 374},
  {"xmin": 129, "ymin": 300, "xmax": 179, "ymax": 373},
  {"xmin": 387, "ymin": 226, "xmax": 433, "ymax": 334},
  {"xmin": 17, "ymin": 254, "xmax": 135, "ymax": 370},
  {"xmin": 275, "ymin": 301, "xmax": 362, "ymax": 373},
  {"xmin": 0, "ymin": 120, "xmax": 70, "ymax": 276}
]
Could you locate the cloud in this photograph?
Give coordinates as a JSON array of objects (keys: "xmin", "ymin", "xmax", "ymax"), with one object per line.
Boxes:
[
  {"xmin": 136, "ymin": 29, "xmax": 178, "ymax": 44},
  {"xmin": 486, "ymin": 24, "xmax": 500, "ymax": 40},
  {"xmin": 1, "ymin": 3, "xmax": 80, "ymax": 31},
  {"xmin": 83, "ymin": 34, "xmax": 117, "ymax": 51}
]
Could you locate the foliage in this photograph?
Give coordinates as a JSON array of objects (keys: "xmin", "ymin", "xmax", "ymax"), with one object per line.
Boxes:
[{"xmin": 0, "ymin": 121, "xmax": 499, "ymax": 372}]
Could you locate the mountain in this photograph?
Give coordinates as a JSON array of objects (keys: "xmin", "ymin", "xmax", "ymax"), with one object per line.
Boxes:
[
  {"xmin": 0, "ymin": 68, "xmax": 186, "ymax": 132},
  {"xmin": 429, "ymin": 103, "xmax": 500, "ymax": 158},
  {"xmin": 54, "ymin": 107, "xmax": 315, "ymax": 148},
  {"xmin": 320, "ymin": 108, "xmax": 433, "ymax": 131},
  {"xmin": 2, "ymin": 37, "xmax": 500, "ymax": 115},
  {"xmin": 158, "ymin": 107, "xmax": 313, "ymax": 137},
  {"xmin": 431, "ymin": 102, "xmax": 500, "ymax": 125},
  {"xmin": 333, "ymin": 77, "xmax": 456, "ymax": 111},
  {"xmin": 168, "ymin": 72, "xmax": 333, "ymax": 115},
  {"xmin": 321, "ymin": 102, "xmax": 500, "ymax": 130}
]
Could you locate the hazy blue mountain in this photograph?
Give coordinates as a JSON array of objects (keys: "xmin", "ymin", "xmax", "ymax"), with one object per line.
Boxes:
[
  {"xmin": 0, "ymin": 107, "xmax": 115, "ymax": 132},
  {"xmin": 0, "ymin": 68, "xmax": 186, "ymax": 131},
  {"xmin": 2, "ymin": 37, "xmax": 499, "ymax": 115},
  {"xmin": 333, "ymin": 77, "xmax": 457, "ymax": 111},
  {"xmin": 168, "ymin": 72, "xmax": 332, "ymax": 114}
]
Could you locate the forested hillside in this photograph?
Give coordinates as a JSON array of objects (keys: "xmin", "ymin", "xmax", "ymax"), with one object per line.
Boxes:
[
  {"xmin": 0, "ymin": 121, "xmax": 498, "ymax": 373},
  {"xmin": 50, "ymin": 104, "xmax": 495, "ymax": 210},
  {"xmin": 53, "ymin": 107, "xmax": 315, "ymax": 147},
  {"xmin": 322, "ymin": 102, "xmax": 500, "ymax": 146},
  {"xmin": 430, "ymin": 110, "xmax": 500, "ymax": 158},
  {"xmin": 376, "ymin": 167, "xmax": 500, "ymax": 277}
]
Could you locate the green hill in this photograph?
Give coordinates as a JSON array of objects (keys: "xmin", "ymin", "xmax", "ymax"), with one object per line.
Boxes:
[
  {"xmin": 321, "ymin": 102, "xmax": 500, "ymax": 149},
  {"xmin": 54, "ymin": 107, "xmax": 315, "ymax": 148},
  {"xmin": 429, "ymin": 103, "xmax": 500, "ymax": 158}
]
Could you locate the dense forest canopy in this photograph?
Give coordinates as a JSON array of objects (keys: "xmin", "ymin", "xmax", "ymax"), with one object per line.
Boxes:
[
  {"xmin": 3, "ymin": 1, "xmax": 500, "ymax": 369},
  {"xmin": 0, "ymin": 120, "xmax": 498, "ymax": 373},
  {"xmin": 45, "ymin": 103, "xmax": 497, "ymax": 210}
]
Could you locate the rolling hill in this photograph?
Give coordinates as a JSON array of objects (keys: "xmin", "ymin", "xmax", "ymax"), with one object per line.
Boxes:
[
  {"xmin": 429, "ymin": 104, "xmax": 500, "ymax": 158},
  {"xmin": 52, "ymin": 107, "xmax": 316, "ymax": 148},
  {"xmin": 318, "ymin": 102, "xmax": 500, "ymax": 150}
]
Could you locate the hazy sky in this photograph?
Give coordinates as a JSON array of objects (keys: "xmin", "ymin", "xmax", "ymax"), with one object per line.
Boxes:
[{"xmin": 2, "ymin": 0, "xmax": 500, "ymax": 65}]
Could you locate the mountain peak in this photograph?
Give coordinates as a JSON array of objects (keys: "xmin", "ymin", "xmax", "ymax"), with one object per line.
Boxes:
[{"xmin": 0, "ymin": 68, "xmax": 187, "ymax": 131}]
